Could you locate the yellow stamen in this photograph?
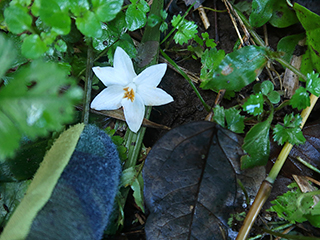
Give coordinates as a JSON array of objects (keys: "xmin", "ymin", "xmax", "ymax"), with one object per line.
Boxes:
[{"xmin": 123, "ymin": 87, "xmax": 135, "ymax": 102}]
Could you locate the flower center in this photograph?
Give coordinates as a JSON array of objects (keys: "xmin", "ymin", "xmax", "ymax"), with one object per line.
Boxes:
[{"xmin": 123, "ymin": 87, "xmax": 135, "ymax": 102}]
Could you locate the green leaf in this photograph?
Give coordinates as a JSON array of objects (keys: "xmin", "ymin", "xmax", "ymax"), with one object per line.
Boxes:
[
  {"xmin": 306, "ymin": 71, "xmax": 320, "ymax": 97},
  {"xmin": 269, "ymin": 1, "xmax": 299, "ymax": 28},
  {"xmin": 212, "ymin": 105, "xmax": 244, "ymax": 133},
  {"xmin": 131, "ymin": 173, "xmax": 144, "ymax": 212},
  {"xmin": 267, "ymin": 91, "xmax": 280, "ymax": 104},
  {"xmin": 0, "ymin": 34, "xmax": 16, "ymax": 78},
  {"xmin": 273, "ymin": 113, "xmax": 306, "ymax": 145},
  {"xmin": 107, "ymin": 33, "xmax": 137, "ymax": 64},
  {"xmin": 200, "ymin": 46, "xmax": 268, "ymax": 92},
  {"xmin": 125, "ymin": 0, "xmax": 149, "ymax": 31},
  {"xmin": 249, "ymin": 0, "xmax": 275, "ymax": 28},
  {"xmin": 4, "ymin": 4, "xmax": 32, "ymax": 34},
  {"xmin": 75, "ymin": 10, "xmax": 102, "ymax": 37},
  {"xmin": 21, "ymin": 34, "xmax": 47, "ymax": 59},
  {"xmin": 242, "ymin": 92, "xmax": 264, "ymax": 116},
  {"xmin": 225, "ymin": 107, "xmax": 245, "ymax": 133},
  {"xmin": 200, "ymin": 48, "xmax": 225, "ymax": 82},
  {"xmin": 213, "ymin": 105, "xmax": 225, "ymax": 128},
  {"xmin": 54, "ymin": 39, "xmax": 67, "ymax": 52},
  {"xmin": 39, "ymin": 0, "xmax": 71, "ymax": 35},
  {"xmin": 294, "ymin": 3, "xmax": 320, "ymax": 72},
  {"xmin": 277, "ymin": 33, "xmax": 305, "ymax": 64},
  {"xmin": 201, "ymin": 32, "xmax": 216, "ymax": 48},
  {"xmin": 69, "ymin": 0, "xmax": 89, "ymax": 16},
  {"xmin": 171, "ymin": 14, "xmax": 198, "ymax": 45},
  {"xmin": 92, "ymin": 24, "xmax": 119, "ymax": 51},
  {"xmin": 268, "ymin": 182, "xmax": 311, "ymax": 223},
  {"xmin": 92, "ymin": 0, "xmax": 123, "ymax": 22},
  {"xmin": 241, "ymin": 116, "xmax": 271, "ymax": 169},
  {"xmin": 0, "ymin": 60, "xmax": 82, "ymax": 159},
  {"xmin": 290, "ymin": 86, "xmax": 310, "ymax": 110},
  {"xmin": 261, "ymin": 80, "xmax": 273, "ymax": 95}
]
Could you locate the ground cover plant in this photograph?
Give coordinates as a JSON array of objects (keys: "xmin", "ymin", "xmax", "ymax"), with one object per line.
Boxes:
[{"xmin": 1, "ymin": 0, "xmax": 320, "ymax": 239}]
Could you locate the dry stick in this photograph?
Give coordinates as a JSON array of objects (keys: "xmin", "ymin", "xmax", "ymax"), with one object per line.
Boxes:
[{"xmin": 236, "ymin": 94, "xmax": 318, "ymax": 240}]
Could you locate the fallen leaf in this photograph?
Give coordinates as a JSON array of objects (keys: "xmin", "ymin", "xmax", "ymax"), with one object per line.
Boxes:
[{"xmin": 143, "ymin": 121, "xmax": 265, "ymax": 239}]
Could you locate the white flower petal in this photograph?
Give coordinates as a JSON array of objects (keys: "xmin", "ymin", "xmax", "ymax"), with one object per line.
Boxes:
[
  {"xmin": 137, "ymin": 85, "xmax": 173, "ymax": 106},
  {"xmin": 113, "ymin": 47, "xmax": 137, "ymax": 82},
  {"xmin": 133, "ymin": 63, "xmax": 167, "ymax": 87},
  {"xmin": 92, "ymin": 66, "xmax": 129, "ymax": 86},
  {"xmin": 122, "ymin": 94, "xmax": 145, "ymax": 133},
  {"xmin": 90, "ymin": 85, "xmax": 124, "ymax": 110}
]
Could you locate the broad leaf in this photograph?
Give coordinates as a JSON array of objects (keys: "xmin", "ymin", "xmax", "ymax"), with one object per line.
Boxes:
[
  {"xmin": 4, "ymin": 4, "xmax": 32, "ymax": 34},
  {"xmin": 75, "ymin": 11, "xmax": 102, "ymax": 38},
  {"xmin": 200, "ymin": 46, "xmax": 268, "ymax": 92},
  {"xmin": 269, "ymin": 1, "xmax": 299, "ymax": 28},
  {"xmin": 241, "ymin": 116, "xmax": 272, "ymax": 169},
  {"xmin": 0, "ymin": 60, "xmax": 82, "ymax": 160},
  {"xmin": 0, "ymin": 34, "xmax": 16, "ymax": 78},
  {"xmin": 144, "ymin": 122, "xmax": 265, "ymax": 239},
  {"xmin": 92, "ymin": 0, "xmax": 123, "ymax": 22},
  {"xmin": 249, "ymin": 0, "xmax": 275, "ymax": 28},
  {"xmin": 294, "ymin": 3, "xmax": 320, "ymax": 72}
]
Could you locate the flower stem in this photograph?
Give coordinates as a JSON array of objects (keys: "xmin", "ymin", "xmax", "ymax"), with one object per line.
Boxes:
[
  {"xmin": 160, "ymin": 49, "xmax": 211, "ymax": 112},
  {"xmin": 82, "ymin": 39, "xmax": 94, "ymax": 124}
]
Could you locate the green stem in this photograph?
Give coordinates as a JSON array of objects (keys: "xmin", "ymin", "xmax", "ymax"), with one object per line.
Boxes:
[
  {"xmin": 296, "ymin": 156, "xmax": 320, "ymax": 175},
  {"xmin": 160, "ymin": 3, "xmax": 195, "ymax": 45},
  {"xmin": 275, "ymin": 57, "xmax": 307, "ymax": 81},
  {"xmin": 160, "ymin": 49, "xmax": 211, "ymax": 112},
  {"xmin": 82, "ymin": 39, "xmax": 94, "ymax": 124}
]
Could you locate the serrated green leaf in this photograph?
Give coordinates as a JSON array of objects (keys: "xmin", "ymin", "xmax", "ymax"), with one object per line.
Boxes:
[
  {"xmin": 294, "ymin": 3, "xmax": 320, "ymax": 72},
  {"xmin": 21, "ymin": 34, "xmax": 47, "ymax": 59},
  {"xmin": 0, "ymin": 60, "xmax": 82, "ymax": 159},
  {"xmin": 242, "ymin": 92, "xmax": 264, "ymax": 116},
  {"xmin": 171, "ymin": 14, "xmax": 198, "ymax": 45},
  {"xmin": 290, "ymin": 86, "xmax": 310, "ymax": 110},
  {"xmin": 225, "ymin": 107, "xmax": 245, "ymax": 133},
  {"xmin": 249, "ymin": 0, "xmax": 275, "ymax": 28},
  {"xmin": 0, "ymin": 34, "xmax": 16, "ymax": 78},
  {"xmin": 273, "ymin": 113, "xmax": 306, "ymax": 145},
  {"xmin": 125, "ymin": 1, "xmax": 149, "ymax": 31},
  {"xmin": 39, "ymin": 0, "xmax": 71, "ymax": 35},
  {"xmin": 212, "ymin": 105, "xmax": 225, "ymax": 128},
  {"xmin": 241, "ymin": 117, "xmax": 271, "ymax": 169},
  {"xmin": 75, "ymin": 11, "xmax": 102, "ymax": 37},
  {"xmin": 269, "ymin": 1, "xmax": 299, "ymax": 28},
  {"xmin": 268, "ymin": 182, "xmax": 311, "ymax": 223},
  {"xmin": 200, "ymin": 48, "xmax": 225, "ymax": 82},
  {"xmin": 200, "ymin": 46, "xmax": 268, "ymax": 92},
  {"xmin": 92, "ymin": 0, "xmax": 123, "ymax": 22},
  {"xmin": 4, "ymin": 4, "xmax": 32, "ymax": 34},
  {"xmin": 306, "ymin": 71, "xmax": 320, "ymax": 97}
]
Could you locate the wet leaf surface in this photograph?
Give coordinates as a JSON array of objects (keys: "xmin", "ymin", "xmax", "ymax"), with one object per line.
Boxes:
[{"xmin": 143, "ymin": 121, "xmax": 265, "ymax": 239}]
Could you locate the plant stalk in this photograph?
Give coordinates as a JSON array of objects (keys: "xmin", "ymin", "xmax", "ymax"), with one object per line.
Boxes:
[
  {"xmin": 82, "ymin": 39, "xmax": 94, "ymax": 124},
  {"xmin": 236, "ymin": 94, "xmax": 318, "ymax": 240}
]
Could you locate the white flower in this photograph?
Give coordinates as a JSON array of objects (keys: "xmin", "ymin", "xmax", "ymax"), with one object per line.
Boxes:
[{"xmin": 91, "ymin": 47, "xmax": 173, "ymax": 133}]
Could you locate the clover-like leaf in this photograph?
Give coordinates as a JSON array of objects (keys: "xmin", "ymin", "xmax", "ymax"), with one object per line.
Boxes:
[
  {"xmin": 306, "ymin": 71, "xmax": 320, "ymax": 97},
  {"xmin": 75, "ymin": 11, "xmax": 102, "ymax": 38},
  {"xmin": 21, "ymin": 34, "xmax": 48, "ymax": 59},
  {"xmin": 171, "ymin": 14, "xmax": 198, "ymax": 45},
  {"xmin": 242, "ymin": 92, "xmax": 264, "ymax": 116},
  {"xmin": 290, "ymin": 87, "xmax": 310, "ymax": 110},
  {"xmin": 261, "ymin": 80, "xmax": 274, "ymax": 96},
  {"xmin": 273, "ymin": 113, "xmax": 306, "ymax": 145}
]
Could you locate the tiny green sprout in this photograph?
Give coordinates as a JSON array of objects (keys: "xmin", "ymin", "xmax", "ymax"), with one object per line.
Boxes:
[{"xmin": 171, "ymin": 14, "xmax": 198, "ymax": 45}]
